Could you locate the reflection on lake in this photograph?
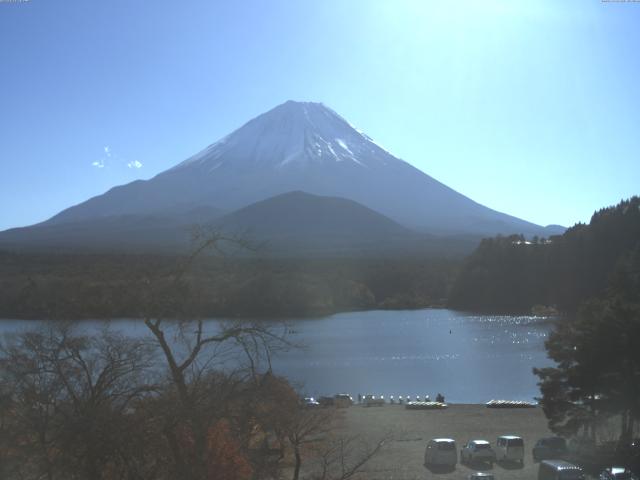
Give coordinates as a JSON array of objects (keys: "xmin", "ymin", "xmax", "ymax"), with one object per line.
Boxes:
[
  {"xmin": 0, "ymin": 308, "xmax": 554, "ymax": 403},
  {"xmin": 269, "ymin": 309, "xmax": 554, "ymax": 403}
]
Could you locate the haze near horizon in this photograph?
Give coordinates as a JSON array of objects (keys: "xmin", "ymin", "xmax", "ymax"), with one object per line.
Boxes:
[{"xmin": 0, "ymin": 0, "xmax": 639, "ymax": 231}]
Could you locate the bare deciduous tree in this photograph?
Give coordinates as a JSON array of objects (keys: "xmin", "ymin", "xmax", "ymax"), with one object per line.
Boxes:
[
  {"xmin": 0, "ymin": 229, "xmax": 388, "ymax": 480},
  {"xmin": 140, "ymin": 229, "xmax": 293, "ymax": 480},
  {"xmin": 0, "ymin": 323, "xmax": 156, "ymax": 480},
  {"xmin": 306, "ymin": 433, "xmax": 389, "ymax": 480}
]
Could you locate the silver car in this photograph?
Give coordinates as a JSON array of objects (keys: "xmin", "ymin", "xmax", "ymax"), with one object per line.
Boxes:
[{"xmin": 461, "ymin": 440, "xmax": 496, "ymax": 465}]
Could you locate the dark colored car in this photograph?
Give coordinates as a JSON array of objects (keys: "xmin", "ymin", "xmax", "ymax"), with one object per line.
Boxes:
[
  {"xmin": 534, "ymin": 437, "xmax": 568, "ymax": 462},
  {"xmin": 318, "ymin": 396, "xmax": 335, "ymax": 407},
  {"xmin": 599, "ymin": 467, "xmax": 639, "ymax": 480}
]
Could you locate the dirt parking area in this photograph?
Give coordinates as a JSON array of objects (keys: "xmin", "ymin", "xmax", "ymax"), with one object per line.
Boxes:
[{"xmin": 334, "ymin": 404, "xmax": 554, "ymax": 480}]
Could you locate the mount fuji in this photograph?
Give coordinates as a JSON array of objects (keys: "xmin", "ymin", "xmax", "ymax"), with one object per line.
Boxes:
[{"xmin": 0, "ymin": 101, "xmax": 563, "ymax": 253}]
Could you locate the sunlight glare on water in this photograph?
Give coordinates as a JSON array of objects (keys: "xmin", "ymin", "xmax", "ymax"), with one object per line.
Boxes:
[{"xmin": 0, "ymin": 308, "xmax": 554, "ymax": 403}]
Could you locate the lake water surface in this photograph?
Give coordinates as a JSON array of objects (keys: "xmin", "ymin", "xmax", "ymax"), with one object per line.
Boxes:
[{"xmin": 0, "ymin": 309, "xmax": 554, "ymax": 403}]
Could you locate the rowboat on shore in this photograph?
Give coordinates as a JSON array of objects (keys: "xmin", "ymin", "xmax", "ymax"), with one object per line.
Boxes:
[
  {"xmin": 405, "ymin": 401, "xmax": 448, "ymax": 410},
  {"xmin": 485, "ymin": 399, "xmax": 536, "ymax": 408}
]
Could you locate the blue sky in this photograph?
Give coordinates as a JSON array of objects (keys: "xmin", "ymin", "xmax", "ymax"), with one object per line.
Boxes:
[{"xmin": 1, "ymin": 0, "xmax": 638, "ymax": 231}]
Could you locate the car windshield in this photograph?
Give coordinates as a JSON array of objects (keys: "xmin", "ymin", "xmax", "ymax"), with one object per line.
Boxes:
[
  {"xmin": 507, "ymin": 438, "xmax": 523, "ymax": 447},
  {"xmin": 475, "ymin": 443, "xmax": 490, "ymax": 449},
  {"xmin": 438, "ymin": 442, "xmax": 455, "ymax": 450},
  {"xmin": 548, "ymin": 438, "xmax": 566, "ymax": 448}
]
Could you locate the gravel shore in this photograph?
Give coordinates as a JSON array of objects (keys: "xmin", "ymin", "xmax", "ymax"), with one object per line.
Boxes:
[{"xmin": 334, "ymin": 403, "xmax": 553, "ymax": 480}]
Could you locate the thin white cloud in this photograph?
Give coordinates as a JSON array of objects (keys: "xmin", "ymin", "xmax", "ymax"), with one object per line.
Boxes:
[{"xmin": 91, "ymin": 146, "xmax": 144, "ymax": 171}]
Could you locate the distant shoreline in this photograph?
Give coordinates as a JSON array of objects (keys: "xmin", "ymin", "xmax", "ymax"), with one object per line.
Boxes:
[{"xmin": 0, "ymin": 303, "xmax": 558, "ymax": 322}]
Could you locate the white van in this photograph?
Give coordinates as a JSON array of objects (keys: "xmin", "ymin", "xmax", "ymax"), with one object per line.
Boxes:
[
  {"xmin": 424, "ymin": 438, "xmax": 457, "ymax": 467},
  {"xmin": 495, "ymin": 435, "xmax": 524, "ymax": 464}
]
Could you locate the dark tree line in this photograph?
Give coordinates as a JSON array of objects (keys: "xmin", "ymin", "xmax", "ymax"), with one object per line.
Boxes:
[
  {"xmin": 0, "ymin": 232, "xmax": 389, "ymax": 480},
  {"xmin": 449, "ymin": 196, "xmax": 640, "ymax": 314},
  {"xmin": 449, "ymin": 197, "xmax": 640, "ymax": 449},
  {"xmin": 534, "ymin": 236, "xmax": 640, "ymax": 448},
  {"xmin": 0, "ymin": 252, "xmax": 458, "ymax": 320}
]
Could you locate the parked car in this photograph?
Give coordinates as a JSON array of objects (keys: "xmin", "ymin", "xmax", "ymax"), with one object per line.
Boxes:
[
  {"xmin": 363, "ymin": 394, "xmax": 385, "ymax": 407},
  {"xmin": 318, "ymin": 396, "xmax": 334, "ymax": 407},
  {"xmin": 538, "ymin": 460, "xmax": 585, "ymax": 480},
  {"xmin": 303, "ymin": 397, "xmax": 320, "ymax": 408},
  {"xmin": 461, "ymin": 440, "xmax": 496, "ymax": 465},
  {"xmin": 495, "ymin": 435, "xmax": 524, "ymax": 464},
  {"xmin": 568, "ymin": 436, "xmax": 597, "ymax": 457},
  {"xmin": 533, "ymin": 437, "xmax": 568, "ymax": 461},
  {"xmin": 469, "ymin": 473, "xmax": 495, "ymax": 480},
  {"xmin": 424, "ymin": 438, "xmax": 457, "ymax": 467},
  {"xmin": 599, "ymin": 467, "xmax": 639, "ymax": 480},
  {"xmin": 334, "ymin": 393, "xmax": 353, "ymax": 408}
]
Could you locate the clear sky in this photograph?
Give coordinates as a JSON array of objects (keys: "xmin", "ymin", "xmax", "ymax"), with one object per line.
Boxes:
[{"xmin": 1, "ymin": 0, "xmax": 638, "ymax": 231}]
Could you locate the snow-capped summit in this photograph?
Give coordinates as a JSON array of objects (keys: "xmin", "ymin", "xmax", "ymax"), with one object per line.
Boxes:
[
  {"xmin": 172, "ymin": 100, "xmax": 394, "ymax": 172},
  {"xmin": 42, "ymin": 100, "xmax": 555, "ymax": 237}
]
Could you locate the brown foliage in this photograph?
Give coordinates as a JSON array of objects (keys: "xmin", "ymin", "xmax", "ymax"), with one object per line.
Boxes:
[{"xmin": 206, "ymin": 420, "xmax": 253, "ymax": 480}]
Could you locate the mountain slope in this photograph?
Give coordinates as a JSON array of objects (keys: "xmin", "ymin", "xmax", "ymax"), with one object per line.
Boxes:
[
  {"xmin": 215, "ymin": 191, "xmax": 424, "ymax": 254},
  {"xmin": 0, "ymin": 191, "xmax": 481, "ymax": 255},
  {"xmin": 0, "ymin": 205, "xmax": 224, "ymax": 253},
  {"xmin": 218, "ymin": 191, "xmax": 412, "ymax": 238},
  {"xmin": 0, "ymin": 214, "xmax": 192, "ymax": 253},
  {"xmin": 42, "ymin": 101, "xmax": 558, "ymax": 237}
]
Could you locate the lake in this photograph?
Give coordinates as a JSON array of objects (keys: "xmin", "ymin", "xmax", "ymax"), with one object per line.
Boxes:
[{"xmin": 0, "ymin": 308, "xmax": 554, "ymax": 403}]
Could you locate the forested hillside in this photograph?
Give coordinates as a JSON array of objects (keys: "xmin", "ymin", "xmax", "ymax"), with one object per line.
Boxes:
[
  {"xmin": 449, "ymin": 197, "xmax": 640, "ymax": 313},
  {"xmin": 0, "ymin": 253, "xmax": 457, "ymax": 319}
]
